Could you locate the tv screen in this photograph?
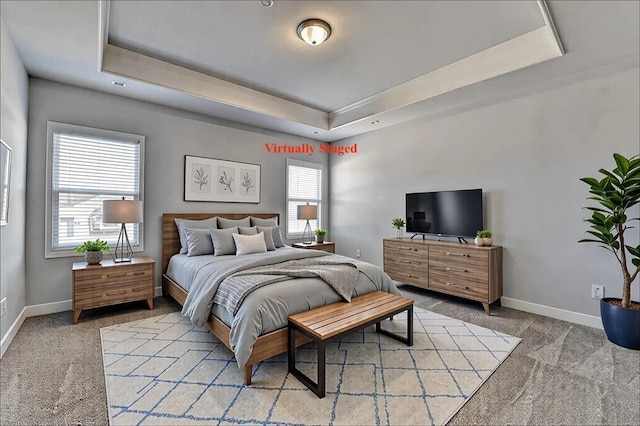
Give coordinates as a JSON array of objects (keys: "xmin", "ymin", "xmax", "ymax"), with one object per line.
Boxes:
[{"xmin": 406, "ymin": 189, "xmax": 483, "ymax": 238}]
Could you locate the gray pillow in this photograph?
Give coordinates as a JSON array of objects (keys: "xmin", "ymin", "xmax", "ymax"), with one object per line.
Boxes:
[
  {"xmin": 256, "ymin": 226, "xmax": 276, "ymax": 251},
  {"xmin": 210, "ymin": 227, "xmax": 239, "ymax": 256},
  {"xmin": 271, "ymin": 225, "xmax": 285, "ymax": 248},
  {"xmin": 233, "ymin": 232, "xmax": 267, "ymax": 256},
  {"xmin": 238, "ymin": 226, "xmax": 258, "ymax": 235},
  {"xmin": 250, "ymin": 216, "xmax": 278, "ymax": 227},
  {"xmin": 175, "ymin": 217, "xmax": 218, "ymax": 254},
  {"xmin": 218, "ymin": 217, "xmax": 250, "ymax": 229},
  {"xmin": 184, "ymin": 228, "xmax": 214, "ymax": 257}
]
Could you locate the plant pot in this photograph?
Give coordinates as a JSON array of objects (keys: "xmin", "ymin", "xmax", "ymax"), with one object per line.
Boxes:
[
  {"xmin": 483, "ymin": 237, "xmax": 493, "ymax": 246},
  {"xmin": 395, "ymin": 228, "xmax": 403, "ymax": 239},
  {"xmin": 600, "ymin": 298, "xmax": 640, "ymax": 350},
  {"xmin": 315, "ymin": 235, "xmax": 324, "ymax": 243},
  {"xmin": 474, "ymin": 237, "xmax": 484, "ymax": 246},
  {"xmin": 85, "ymin": 250, "xmax": 103, "ymax": 265}
]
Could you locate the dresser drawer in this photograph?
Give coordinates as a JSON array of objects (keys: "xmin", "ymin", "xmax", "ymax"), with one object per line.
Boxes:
[
  {"xmin": 73, "ymin": 264, "xmax": 154, "ymax": 289},
  {"xmin": 384, "ymin": 241, "xmax": 428, "ymax": 262},
  {"xmin": 74, "ymin": 281, "xmax": 153, "ymax": 309},
  {"xmin": 429, "ymin": 272, "xmax": 488, "ymax": 301},
  {"xmin": 385, "ymin": 268, "xmax": 428, "ymax": 288},
  {"xmin": 428, "ymin": 258, "xmax": 488, "ymax": 284},
  {"xmin": 428, "ymin": 245, "xmax": 488, "ymax": 266}
]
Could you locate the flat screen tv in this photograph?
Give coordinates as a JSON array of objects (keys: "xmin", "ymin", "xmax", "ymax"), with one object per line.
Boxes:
[{"xmin": 406, "ymin": 189, "xmax": 483, "ymax": 238}]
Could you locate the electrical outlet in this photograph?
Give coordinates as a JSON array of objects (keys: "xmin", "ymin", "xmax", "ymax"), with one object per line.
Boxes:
[
  {"xmin": 0, "ymin": 298, "xmax": 6, "ymax": 317},
  {"xmin": 356, "ymin": 249, "xmax": 361, "ymax": 258},
  {"xmin": 591, "ymin": 285, "xmax": 605, "ymax": 300}
]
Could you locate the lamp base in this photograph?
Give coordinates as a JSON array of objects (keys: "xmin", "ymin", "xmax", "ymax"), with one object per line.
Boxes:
[
  {"xmin": 111, "ymin": 223, "xmax": 134, "ymax": 263},
  {"xmin": 301, "ymin": 220, "xmax": 313, "ymax": 244}
]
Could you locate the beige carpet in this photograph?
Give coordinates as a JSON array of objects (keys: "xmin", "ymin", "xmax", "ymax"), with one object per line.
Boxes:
[{"xmin": 101, "ymin": 307, "xmax": 520, "ymax": 425}]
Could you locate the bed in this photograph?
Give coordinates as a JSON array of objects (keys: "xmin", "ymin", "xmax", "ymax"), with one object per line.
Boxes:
[{"xmin": 161, "ymin": 212, "xmax": 401, "ymax": 385}]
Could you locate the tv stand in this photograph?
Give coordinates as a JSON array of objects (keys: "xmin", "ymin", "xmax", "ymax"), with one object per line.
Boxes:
[{"xmin": 458, "ymin": 236, "xmax": 468, "ymax": 244}]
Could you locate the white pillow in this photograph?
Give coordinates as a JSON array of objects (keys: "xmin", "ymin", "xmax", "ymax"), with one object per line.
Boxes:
[{"xmin": 233, "ymin": 232, "xmax": 267, "ymax": 256}]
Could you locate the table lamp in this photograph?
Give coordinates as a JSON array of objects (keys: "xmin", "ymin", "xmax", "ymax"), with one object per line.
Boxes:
[
  {"xmin": 297, "ymin": 203, "xmax": 317, "ymax": 244},
  {"xmin": 102, "ymin": 197, "xmax": 143, "ymax": 262}
]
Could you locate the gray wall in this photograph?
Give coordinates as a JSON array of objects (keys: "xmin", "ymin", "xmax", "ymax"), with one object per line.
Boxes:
[
  {"xmin": 0, "ymin": 17, "xmax": 29, "ymax": 342},
  {"xmin": 26, "ymin": 78, "xmax": 328, "ymax": 306},
  {"xmin": 330, "ymin": 66, "xmax": 640, "ymax": 318}
]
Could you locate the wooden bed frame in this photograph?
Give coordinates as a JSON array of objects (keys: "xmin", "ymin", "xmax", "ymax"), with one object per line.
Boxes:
[{"xmin": 161, "ymin": 213, "xmax": 311, "ymax": 385}]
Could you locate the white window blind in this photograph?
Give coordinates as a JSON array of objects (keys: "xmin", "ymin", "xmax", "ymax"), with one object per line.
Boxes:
[
  {"xmin": 46, "ymin": 122, "xmax": 144, "ymax": 257},
  {"xmin": 286, "ymin": 159, "xmax": 323, "ymax": 238}
]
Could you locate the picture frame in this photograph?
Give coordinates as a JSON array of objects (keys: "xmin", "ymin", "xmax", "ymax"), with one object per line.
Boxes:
[
  {"xmin": 1, "ymin": 139, "xmax": 12, "ymax": 226},
  {"xmin": 184, "ymin": 155, "xmax": 261, "ymax": 203}
]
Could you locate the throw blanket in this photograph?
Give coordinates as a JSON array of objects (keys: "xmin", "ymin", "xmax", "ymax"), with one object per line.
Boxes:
[{"xmin": 214, "ymin": 255, "xmax": 359, "ymax": 315}]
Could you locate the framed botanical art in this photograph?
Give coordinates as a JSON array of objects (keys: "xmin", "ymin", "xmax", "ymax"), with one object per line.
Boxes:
[
  {"xmin": 1, "ymin": 139, "xmax": 12, "ymax": 226},
  {"xmin": 184, "ymin": 155, "xmax": 261, "ymax": 203}
]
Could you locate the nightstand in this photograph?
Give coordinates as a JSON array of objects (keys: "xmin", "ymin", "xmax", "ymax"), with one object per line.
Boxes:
[
  {"xmin": 72, "ymin": 256, "xmax": 155, "ymax": 324},
  {"xmin": 292, "ymin": 241, "xmax": 335, "ymax": 253}
]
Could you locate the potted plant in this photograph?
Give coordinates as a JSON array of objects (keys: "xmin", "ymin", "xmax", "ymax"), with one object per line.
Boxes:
[
  {"xmin": 74, "ymin": 239, "xmax": 110, "ymax": 265},
  {"xmin": 475, "ymin": 230, "xmax": 493, "ymax": 246},
  {"xmin": 314, "ymin": 229, "xmax": 327, "ymax": 243},
  {"xmin": 580, "ymin": 153, "xmax": 640, "ymax": 349},
  {"xmin": 392, "ymin": 218, "xmax": 405, "ymax": 239}
]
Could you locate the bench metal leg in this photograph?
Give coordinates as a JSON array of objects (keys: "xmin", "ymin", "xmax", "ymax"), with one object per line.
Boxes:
[
  {"xmin": 375, "ymin": 305, "xmax": 413, "ymax": 346},
  {"xmin": 288, "ymin": 324, "xmax": 326, "ymax": 398}
]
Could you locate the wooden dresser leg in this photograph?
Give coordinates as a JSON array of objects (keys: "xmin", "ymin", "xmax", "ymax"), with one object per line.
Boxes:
[
  {"xmin": 243, "ymin": 365, "xmax": 253, "ymax": 386},
  {"xmin": 73, "ymin": 309, "xmax": 82, "ymax": 324},
  {"xmin": 482, "ymin": 303, "xmax": 491, "ymax": 315},
  {"xmin": 146, "ymin": 297, "xmax": 154, "ymax": 310}
]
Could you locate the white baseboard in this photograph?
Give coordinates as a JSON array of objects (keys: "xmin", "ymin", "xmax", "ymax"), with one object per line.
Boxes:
[
  {"xmin": 501, "ymin": 297, "xmax": 603, "ymax": 330},
  {"xmin": 24, "ymin": 299, "xmax": 72, "ymax": 318},
  {"xmin": 1, "ymin": 306, "xmax": 27, "ymax": 358}
]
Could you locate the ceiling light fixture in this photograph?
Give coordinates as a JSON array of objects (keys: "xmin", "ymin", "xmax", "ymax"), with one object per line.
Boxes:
[
  {"xmin": 297, "ymin": 19, "xmax": 331, "ymax": 46},
  {"xmin": 258, "ymin": 0, "xmax": 273, "ymax": 7}
]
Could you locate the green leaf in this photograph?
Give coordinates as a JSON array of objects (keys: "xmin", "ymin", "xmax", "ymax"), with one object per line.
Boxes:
[
  {"xmin": 580, "ymin": 177, "xmax": 600, "ymax": 187},
  {"xmin": 632, "ymin": 258, "xmax": 640, "ymax": 267},
  {"xmin": 614, "ymin": 153, "xmax": 630, "ymax": 175},
  {"xmin": 625, "ymin": 245, "xmax": 640, "ymax": 257}
]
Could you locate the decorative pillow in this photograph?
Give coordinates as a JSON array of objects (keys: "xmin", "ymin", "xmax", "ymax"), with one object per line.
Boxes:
[
  {"xmin": 256, "ymin": 226, "xmax": 276, "ymax": 251},
  {"xmin": 238, "ymin": 226, "xmax": 258, "ymax": 235},
  {"xmin": 233, "ymin": 232, "xmax": 267, "ymax": 256},
  {"xmin": 218, "ymin": 217, "xmax": 250, "ymax": 229},
  {"xmin": 175, "ymin": 217, "xmax": 218, "ymax": 254},
  {"xmin": 209, "ymin": 227, "xmax": 239, "ymax": 256},
  {"xmin": 184, "ymin": 228, "xmax": 214, "ymax": 257},
  {"xmin": 271, "ymin": 225, "xmax": 285, "ymax": 248},
  {"xmin": 250, "ymin": 216, "xmax": 278, "ymax": 227}
]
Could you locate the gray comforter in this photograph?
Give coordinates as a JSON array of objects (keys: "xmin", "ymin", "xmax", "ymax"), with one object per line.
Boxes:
[{"xmin": 171, "ymin": 247, "xmax": 401, "ymax": 368}]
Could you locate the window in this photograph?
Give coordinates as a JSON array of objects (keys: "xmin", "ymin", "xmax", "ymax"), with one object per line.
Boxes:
[
  {"xmin": 45, "ymin": 122, "xmax": 145, "ymax": 258},
  {"xmin": 286, "ymin": 159, "xmax": 323, "ymax": 238}
]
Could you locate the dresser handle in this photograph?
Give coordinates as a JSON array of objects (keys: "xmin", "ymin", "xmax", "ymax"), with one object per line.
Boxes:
[
  {"xmin": 107, "ymin": 273, "xmax": 127, "ymax": 278},
  {"xmin": 132, "ymin": 287, "xmax": 146, "ymax": 292},
  {"xmin": 446, "ymin": 252, "xmax": 468, "ymax": 257},
  {"xmin": 398, "ymin": 272, "xmax": 417, "ymax": 278},
  {"xmin": 397, "ymin": 259, "xmax": 411, "ymax": 264},
  {"xmin": 397, "ymin": 246, "xmax": 413, "ymax": 250},
  {"xmin": 446, "ymin": 267, "xmax": 468, "ymax": 273},
  {"xmin": 445, "ymin": 282, "xmax": 469, "ymax": 290},
  {"xmin": 132, "ymin": 271, "xmax": 145, "ymax": 276},
  {"xmin": 106, "ymin": 290, "xmax": 127, "ymax": 296}
]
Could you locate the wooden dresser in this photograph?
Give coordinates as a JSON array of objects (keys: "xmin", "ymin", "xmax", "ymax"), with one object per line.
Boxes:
[
  {"xmin": 383, "ymin": 238, "xmax": 502, "ymax": 314},
  {"xmin": 72, "ymin": 256, "xmax": 155, "ymax": 324}
]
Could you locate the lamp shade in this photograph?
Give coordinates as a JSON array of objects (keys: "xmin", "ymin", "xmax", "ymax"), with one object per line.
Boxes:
[
  {"xmin": 103, "ymin": 199, "xmax": 143, "ymax": 223},
  {"xmin": 297, "ymin": 204, "xmax": 317, "ymax": 221}
]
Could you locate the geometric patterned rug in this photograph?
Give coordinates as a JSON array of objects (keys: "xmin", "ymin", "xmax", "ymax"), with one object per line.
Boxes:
[{"xmin": 100, "ymin": 308, "xmax": 520, "ymax": 425}]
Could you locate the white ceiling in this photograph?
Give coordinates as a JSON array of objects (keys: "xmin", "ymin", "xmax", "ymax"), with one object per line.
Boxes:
[{"xmin": 1, "ymin": 1, "xmax": 639, "ymax": 142}]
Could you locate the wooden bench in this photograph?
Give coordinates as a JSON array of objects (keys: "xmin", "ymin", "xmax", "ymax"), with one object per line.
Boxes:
[{"xmin": 287, "ymin": 290, "xmax": 414, "ymax": 398}]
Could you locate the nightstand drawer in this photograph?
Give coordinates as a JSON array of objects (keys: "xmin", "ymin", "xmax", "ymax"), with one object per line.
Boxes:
[
  {"xmin": 74, "ymin": 281, "xmax": 153, "ymax": 309},
  {"xmin": 73, "ymin": 264, "xmax": 153, "ymax": 289}
]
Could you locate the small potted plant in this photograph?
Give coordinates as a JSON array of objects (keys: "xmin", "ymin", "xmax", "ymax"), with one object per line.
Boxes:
[
  {"xmin": 475, "ymin": 230, "xmax": 493, "ymax": 246},
  {"xmin": 580, "ymin": 153, "xmax": 639, "ymax": 349},
  {"xmin": 314, "ymin": 229, "xmax": 327, "ymax": 243},
  {"xmin": 74, "ymin": 239, "xmax": 110, "ymax": 265},
  {"xmin": 392, "ymin": 218, "xmax": 406, "ymax": 239}
]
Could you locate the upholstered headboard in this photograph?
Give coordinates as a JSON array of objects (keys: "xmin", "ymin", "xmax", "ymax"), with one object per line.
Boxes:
[{"xmin": 161, "ymin": 213, "xmax": 280, "ymax": 273}]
